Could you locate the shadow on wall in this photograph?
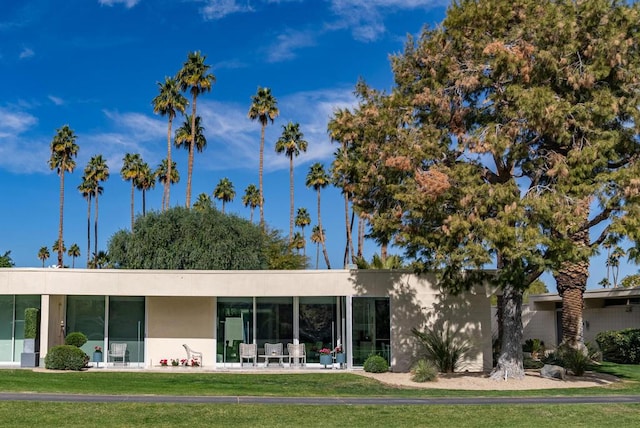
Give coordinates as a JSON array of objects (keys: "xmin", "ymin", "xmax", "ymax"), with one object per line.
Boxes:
[{"xmin": 348, "ymin": 270, "xmax": 487, "ymax": 373}]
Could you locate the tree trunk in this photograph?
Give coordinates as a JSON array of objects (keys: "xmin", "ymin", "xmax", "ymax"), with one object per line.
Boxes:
[
  {"xmin": 317, "ymin": 189, "xmax": 331, "ymax": 269},
  {"xmin": 357, "ymin": 214, "xmax": 365, "ymax": 259},
  {"xmin": 289, "ymin": 156, "xmax": 294, "ymax": 241},
  {"xmin": 490, "ymin": 283, "xmax": 525, "ymax": 380},
  {"xmin": 142, "ymin": 189, "xmax": 147, "ymax": 216},
  {"xmin": 130, "ymin": 181, "xmax": 135, "ymax": 231},
  {"xmin": 94, "ymin": 191, "xmax": 99, "ymax": 258},
  {"xmin": 259, "ymin": 123, "xmax": 266, "ymax": 228},
  {"xmin": 343, "ymin": 192, "xmax": 354, "ymax": 267},
  {"xmin": 57, "ymin": 171, "xmax": 65, "ymax": 267},
  {"xmin": 186, "ymin": 96, "xmax": 197, "ymax": 209},
  {"xmin": 555, "ymin": 228, "xmax": 589, "ymax": 351},
  {"xmin": 164, "ymin": 116, "xmax": 173, "ymax": 211},
  {"xmin": 86, "ymin": 196, "xmax": 91, "ymax": 266}
]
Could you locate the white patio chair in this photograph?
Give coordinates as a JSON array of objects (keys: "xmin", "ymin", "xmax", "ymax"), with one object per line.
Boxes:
[
  {"xmin": 108, "ymin": 343, "xmax": 127, "ymax": 365},
  {"xmin": 183, "ymin": 344, "xmax": 203, "ymax": 366},
  {"xmin": 287, "ymin": 343, "xmax": 306, "ymax": 367},
  {"xmin": 239, "ymin": 343, "xmax": 257, "ymax": 367},
  {"xmin": 263, "ymin": 342, "xmax": 284, "ymax": 367}
]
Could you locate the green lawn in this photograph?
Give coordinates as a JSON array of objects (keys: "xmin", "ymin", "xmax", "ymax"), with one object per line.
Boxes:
[{"xmin": 0, "ymin": 363, "xmax": 638, "ymax": 427}]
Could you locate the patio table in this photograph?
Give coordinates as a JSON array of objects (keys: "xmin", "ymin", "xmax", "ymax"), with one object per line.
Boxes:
[{"xmin": 259, "ymin": 353, "xmax": 288, "ymax": 367}]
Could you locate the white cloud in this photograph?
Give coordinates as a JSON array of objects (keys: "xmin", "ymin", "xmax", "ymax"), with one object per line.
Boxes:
[
  {"xmin": 266, "ymin": 29, "xmax": 316, "ymax": 63},
  {"xmin": 200, "ymin": 0, "xmax": 253, "ymax": 20},
  {"xmin": 0, "ymin": 107, "xmax": 37, "ymax": 137},
  {"xmin": 0, "ymin": 108, "xmax": 46, "ymax": 173},
  {"xmin": 18, "ymin": 47, "xmax": 34, "ymax": 59},
  {"xmin": 98, "ymin": 0, "xmax": 140, "ymax": 8},
  {"xmin": 48, "ymin": 95, "xmax": 64, "ymax": 106}
]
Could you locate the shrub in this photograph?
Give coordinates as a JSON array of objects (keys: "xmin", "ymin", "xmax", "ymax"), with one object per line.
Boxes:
[
  {"xmin": 64, "ymin": 332, "xmax": 88, "ymax": 348},
  {"xmin": 595, "ymin": 329, "xmax": 640, "ymax": 364},
  {"xmin": 24, "ymin": 308, "xmax": 40, "ymax": 339},
  {"xmin": 411, "ymin": 326, "xmax": 470, "ymax": 373},
  {"xmin": 411, "ymin": 359, "xmax": 438, "ymax": 382},
  {"xmin": 363, "ymin": 355, "xmax": 389, "ymax": 373},
  {"xmin": 44, "ymin": 345, "xmax": 89, "ymax": 371},
  {"xmin": 522, "ymin": 338, "xmax": 545, "ymax": 357},
  {"xmin": 543, "ymin": 345, "xmax": 593, "ymax": 376},
  {"xmin": 523, "ymin": 356, "xmax": 544, "ymax": 370}
]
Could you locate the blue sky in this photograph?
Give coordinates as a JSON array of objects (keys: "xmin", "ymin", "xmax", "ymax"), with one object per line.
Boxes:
[{"xmin": 0, "ymin": 0, "xmax": 635, "ymax": 290}]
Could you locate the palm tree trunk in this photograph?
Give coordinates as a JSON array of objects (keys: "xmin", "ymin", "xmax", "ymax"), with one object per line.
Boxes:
[
  {"xmin": 357, "ymin": 214, "xmax": 365, "ymax": 258},
  {"xmin": 289, "ymin": 156, "xmax": 294, "ymax": 241},
  {"xmin": 142, "ymin": 189, "xmax": 147, "ymax": 216},
  {"xmin": 250, "ymin": 207, "xmax": 254, "ymax": 224},
  {"xmin": 165, "ymin": 117, "xmax": 173, "ymax": 211},
  {"xmin": 315, "ymin": 242, "xmax": 320, "ymax": 269},
  {"xmin": 94, "ymin": 191, "xmax": 99, "ymax": 258},
  {"xmin": 186, "ymin": 96, "xmax": 197, "ymax": 209},
  {"xmin": 57, "ymin": 171, "xmax": 65, "ymax": 267},
  {"xmin": 317, "ymin": 189, "xmax": 331, "ymax": 269},
  {"xmin": 259, "ymin": 123, "xmax": 266, "ymax": 228},
  {"xmin": 343, "ymin": 193, "xmax": 354, "ymax": 267},
  {"xmin": 86, "ymin": 196, "xmax": 91, "ymax": 266},
  {"xmin": 130, "ymin": 182, "xmax": 135, "ymax": 231}
]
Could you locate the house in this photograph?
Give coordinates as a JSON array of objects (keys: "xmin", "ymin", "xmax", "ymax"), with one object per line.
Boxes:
[
  {"xmin": 0, "ymin": 268, "xmax": 492, "ymax": 372},
  {"xmin": 521, "ymin": 287, "xmax": 640, "ymax": 347}
]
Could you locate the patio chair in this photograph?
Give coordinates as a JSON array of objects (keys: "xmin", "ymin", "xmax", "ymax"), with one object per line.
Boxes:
[
  {"xmin": 183, "ymin": 344, "xmax": 203, "ymax": 366},
  {"xmin": 263, "ymin": 342, "xmax": 284, "ymax": 367},
  {"xmin": 287, "ymin": 343, "xmax": 306, "ymax": 367},
  {"xmin": 239, "ymin": 343, "xmax": 257, "ymax": 367},
  {"xmin": 108, "ymin": 342, "xmax": 127, "ymax": 365}
]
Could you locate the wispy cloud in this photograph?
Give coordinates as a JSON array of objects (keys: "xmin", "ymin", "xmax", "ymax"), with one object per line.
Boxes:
[
  {"xmin": 0, "ymin": 107, "xmax": 46, "ymax": 173},
  {"xmin": 266, "ymin": 29, "xmax": 316, "ymax": 63},
  {"xmin": 48, "ymin": 95, "xmax": 64, "ymax": 106},
  {"xmin": 98, "ymin": 0, "xmax": 140, "ymax": 8},
  {"xmin": 19, "ymin": 47, "xmax": 34, "ymax": 59},
  {"xmin": 200, "ymin": 0, "xmax": 253, "ymax": 20}
]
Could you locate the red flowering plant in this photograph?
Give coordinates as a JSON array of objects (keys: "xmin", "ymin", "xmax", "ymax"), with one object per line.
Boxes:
[
  {"xmin": 94, "ymin": 346, "xmax": 102, "ymax": 353},
  {"xmin": 334, "ymin": 346, "xmax": 343, "ymax": 354},
  {"xmin": 180, "ymin": 359, "xmax": 188, "ymax": 366},
  {"xmin": 318, "ymin": 348, "xmax": 332, "ymax": 355},
  {"xmin": 160, "ymin": 359, "xmax": 168, "ymax": 367},
  {"xmin": 190, "ymin": 358, "xmax": 200, "ymax": 367}
]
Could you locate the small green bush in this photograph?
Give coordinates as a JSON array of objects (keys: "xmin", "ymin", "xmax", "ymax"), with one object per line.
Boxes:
[
  {"xmin": 44, "ymin": 345, "xmax": 89, "ymax": 370},
  {"xmin": 523, "ymin": 356, "xmax": 544, "ymax": 370},
  {"xmin": 411, "ymin": 326, "xmax": 470, "ymax": 373},
  {"xmin": 64, "ymin": 332, "xmax": 88, "ymax": 348},
  {"xmin": 557, "ymin": 345, "xmax": 592, "ymax": 376},
  {"xmin": 411, "ymin": 359, "xmax": 438, "ymax": 382},
  {"xmin": 24, "ymin": 308, "xmax": 40, "ymax": 339},
  {"xmin": 595, "ymin": 329, "xmax": 640, "ymax": 364},
  {"xmin": 363, "ymin": 355, "xmax": 389, "ymax": 373}
]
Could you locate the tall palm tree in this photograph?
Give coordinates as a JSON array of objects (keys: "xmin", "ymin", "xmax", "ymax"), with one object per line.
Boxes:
[
  {"xmin": 193, "ymin": 193, "xmax": 213, "ymax": 211},
  {"xmin": 291, "ymin": 231, "xmax": 305, "ymax": 255},
  {"xmin": 310, "ymin": 225, "xmax": 325, "ymax": 270},
  {"xmin": 78, "ymin": 178, "xmax": 94, "ymax": 266},
  {"xmin": 248, "ymin": 87, "xmax": 279, "ymax": 227},
  {"xmin": 176, "ymin": 51, "xmax": 215, "ymax": 208},
  {"xmin": 155, "ymin": 159, "xmax": 180, "ymax": 210},
  {"xmin": 152, "ymin": 76, "xmax": 187, "ymax": 211},
  {"xmin": 48, "ymin": 125, "xmax": 79, "ymax": 267},
  {"xmin": 135, "ymin": 161, "xmax": 155, "ymax": 217},
  {"xmin": 213, "ymin": 177, "xmax": 235, "ymax": 214},
  {"xmin": 67, "ymin": 243, "xmax": 80, "ymax": 268},
  {"xmin": 84, "ymin": 155, "xmax": 109, "ymax": 257},
  {"xmin": 242, "ymin": 183, "xmax": 260, "ymax": 223},
  {"xmin": 275, "ymin": 122, "xmax": 308, "ymax": 240},
  {"xmin": 174, "ymin": 115, "xmax": 207, "ymax": 205},
  {"xmin": 121, "ymin": 153, "xmax": 143, "ymax": 231},
  {"xmin": 295, "ymin": 207, "xmax": 311, "ymax": 256},
  {"xmin": 306, "ymin": 163, "xmax": 331, "ymax": 269},
  {"xmin": 52, "ymin": 240, "xmax": 66, "ymax": 267},
  {"xmin": 37, "ymin": 246, "xmax": 50, "ymax": 268}
]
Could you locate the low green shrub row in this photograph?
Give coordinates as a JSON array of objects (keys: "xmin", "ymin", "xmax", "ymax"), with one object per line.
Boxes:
[
  {"xmin": 363, "ymin": 355, "xmax": 389, "ymax": 373},
  {"xmin": 595, "ymin": 328, "xmax": 640, "ymax": 364}
]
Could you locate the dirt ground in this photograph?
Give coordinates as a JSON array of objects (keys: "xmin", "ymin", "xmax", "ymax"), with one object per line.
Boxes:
[{"xmin": 356, "ymin": 370, "xmax": 621, "ymax": 390}]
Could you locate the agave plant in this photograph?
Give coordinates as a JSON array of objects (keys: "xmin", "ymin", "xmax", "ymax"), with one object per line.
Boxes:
[{"xmin": 411, "ymin": 325, "xmax": 471, "ymax": 373}]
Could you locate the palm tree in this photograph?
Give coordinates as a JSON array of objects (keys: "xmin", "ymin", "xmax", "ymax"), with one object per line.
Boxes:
[
  {"xmin": 78, "ymin": 178, "xmax": 93, "ymax": 265},
  {"xmin": 84, "ymin": 155, "xmax": 109, "ymax": 257},
  {"xmin": 48, "ymin": 125, "xmax": 79, "ymax": 267},
  {"xmin": 135, "ymin": 161, "xmax": 155, "ymax": 217},
  {"xmin": 248, "ymin": 87, "xmax": 279, "ymax": 227},
  {"xmin": 121, "ymin": 153, "xmax": 143, "ymax": 231},
  {"xmin": 52, "ymin": 240, "xmax": 66, "ymax": 267},
  {"xmin": 291, "ymin": 231, "xmax": 305, "ymax": 255},
  {"xmin": 193, "ymin": 193, "xmax": 213, "ymax": 211},
  {"xmin": 295, "ymin": 207, "xmax": 311, "ymax": 256},
  {"xmin": 175, "ymin": 115, "xmax": 207, "ymax": 206},
  {"xmin": 152, "ymin": 76, "xmax": 187, "ymax": 211},
  {"xmin": 91, "ymin": 250, "xmax": 110, "ymax": 269},
  {"xmin": 275, "ymin": 122, "xmax": 308, "ymax": 240},
  {"xmin": 67, "ymin": 243, "xmax": 80, "ymax": 268},
  {"xmin": 242, "ymin": 184, "xmax": 260, "ymax": 223},
  {"xmin": 310, "ymin": 225, "xmax": 325, "ymax": 270},
  {"xmin": 306, "ymin": 163, "xmax": 331, "ymax": 269},
  {"xmin": 37, "ymin": 246, "xmax": 50, "ymax": 268},
  {"xmin": 213, "ymin": 177, "xmax": 235, "ymax": 214},
  {"xmin": 155, "ymin": 159, "xmax": 180, "ymax": 210},
  {"xmin": 176, "ymin": 51, "xmax": 215, "ymax": 208}
]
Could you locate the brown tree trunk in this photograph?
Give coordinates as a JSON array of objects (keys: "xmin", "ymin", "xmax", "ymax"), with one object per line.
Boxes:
[
  {"xmin": 259, "ymin": 123, "xmax": 266, "ymax": 228},
  {"xmin": 490, "ymin": 282, "xmax": 525, "ymax": 380},
  {"xmin": 86, "ymin": 196, "xmax": 91, "ymax": 266},
  {"xmin": 289, "ymin": 156, "xmax": 294, "ymax": 241},
  {"xmin": 164, "ymin": 116, "xmax": 173, "ymax": 211},
  {"xmin": 130, "ymin": 181, "xmax": 135, "ymax": 231},
  {"xmin": 186, "ymin": 96, "xmax": 197, "ymax": 209},
  {"xmin": 57, "ymin": 171, "xmax": 65, "ymax": 267},
  {"xmin": 317, "ymin": 189, "xmax": 331, "ymax": 269}
]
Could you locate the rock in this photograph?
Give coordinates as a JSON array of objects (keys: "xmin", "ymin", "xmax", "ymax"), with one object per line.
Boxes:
[{"xmin": 541, "ymin": 364, "xmax": 566, "ymax": 380}]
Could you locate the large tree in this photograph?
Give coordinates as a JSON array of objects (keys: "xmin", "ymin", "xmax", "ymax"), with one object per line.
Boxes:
[
  {"xmin": 155, "ymin": 159, "xmax": 180, "ymax": 210},
  {"xmin": 242, "ymin": 183, "xmax": 260, "ymax": 223},
  {"xmin": 135, "ymin": 161, "xmax": 155, "ymax": 217},
  {"xmin": 345, "ymin": 0, "xmax": 640, "ymax": 379},
  {"xmin": 248, "ymin": 87, "xmax": 279, "ymax": 227},
  {"xmin": 213, "ymin": 177, "xmax": 235, "ymax": 214},
  {"xmin": 174, "ymin": 114, "xmax": 207, "ymax": 204},
  {"xmin": 84, "ymin": 155, "xmax": 109, "ymax": 258},
  {"xmin": 37, "ymin": 246, "xmax": 49, "ymax": 268},
  {"xmin": 176, "ymin": 51, "xmax": 215, "ymax": 208},
  {"xmin": 0, "ymin": 251, "xmax": 14, "ymax": 268},
  {"xmin": 295, "ymin": 207, "xmax": 311, "ymax": 256},
  {"xmin": 121, "ymin": 153, "xmax": 144, "ymax": 231},
  {"xmin": 152, "ymin": 77, "xmax": 187, "ymax": 211},
  {"xmin": 48, "ymin": 125, "xmax": 79, "ymax": 267},
  {"xmin": 275, "ymin": 122, "xmax": 308, "ymax": 241},
  {"xmin": 67, "ymin": 243, "xmax": 80, "ymax": 268},
  {"xmin": 306, "ymin": 163, "xmax": 331, "ymax": 269}
]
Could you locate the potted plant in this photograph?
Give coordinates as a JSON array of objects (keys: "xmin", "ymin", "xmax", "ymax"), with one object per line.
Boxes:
[
  {"xmin": 334, "ymin": 346, "xmax": 346, "ymax": 365},
  {"xmin": 20, "ymin": 307, "xmax": 40, "ymax": 367},
  {"xmin": 319, "ymin": 348, "xmax": 332, "ymax": 367},
  {"xmin": 93, "ymin": 346, "xmax": 103, "ymax": 364}
]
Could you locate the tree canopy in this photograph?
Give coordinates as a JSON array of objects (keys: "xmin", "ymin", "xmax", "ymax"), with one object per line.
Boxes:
[
  {"xmin": 0, "ymin": 251, "xmax": 14, "ymax": 268},
  {"xmin": 107, "ymin": 207, "xmax": 306, "ymax": 270}
]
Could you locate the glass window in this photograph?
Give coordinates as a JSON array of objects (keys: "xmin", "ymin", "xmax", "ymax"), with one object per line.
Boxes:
[
  {"xmin": 352, "ymin": 297, "xmax": 390, "ymax": 366},
  {"xmin": 256, "ymin": 297, "xmax": 292, "ymax": 351},
  {"xmin": 109, "ymin": 297, "xmax": 145, "ymax": 364},
  {"xmin": 13, "ymin": 296, "xmax": 41, "ymax": 360},
  {"xmin": 217, "ymin": 298, "xmax": 253, "ymax": 363},
  {"xmin": 66, "ymin": 296, "xmax": 105, "ymax": 356},
  {"xmin": 299, "ymin": 297, "xmax": 336, "ymax": 363},
  {"xmin": 0, "ymin": 296, "xmax": 14, "ymax": 362}
]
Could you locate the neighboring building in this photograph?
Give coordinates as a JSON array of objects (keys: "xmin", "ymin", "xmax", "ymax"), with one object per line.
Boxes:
[
  {"xmin": 519, "ymin": 287, "xmax": 640, "ymax": 347},
  {"xmin": 0, "ymin": 268, "xmax": 492, "ymax": 372}
]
